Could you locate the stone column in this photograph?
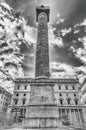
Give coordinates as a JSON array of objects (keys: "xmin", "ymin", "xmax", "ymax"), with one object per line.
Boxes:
[
  {"xmin": 59, "ymin": 108, "xmax": 63, "ymax": 130},
  {"xmin": 82, "ymin": 108, "xmax": 86, "ymax": 122},
  {"xmin": 73, "ymin": 109, "xmax": 77, "ymax": 123},
  {"xmin": 77, "ymin": 109, "xmax": 82, "ymax": 129},
  {"xmin": 35, "ymin": 6, "xmax": 50, "ymax": 77},
  {"xmin": 69, "ymin": 109, "xmax": 72, "ymax": 124},
  {"xmin": 71, "ymin": 109, "xmax": 74, "ymax": 124},
  {"xmin": 78, "ymin": 109, "xmax": 82, "ymax": 123},
  {"xmin": 60, "ymin": 108, "xmax": 62, "ymax": 119}
]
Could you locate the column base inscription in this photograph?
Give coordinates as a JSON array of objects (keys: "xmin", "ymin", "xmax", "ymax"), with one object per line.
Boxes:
[{"xmin": 23, "ymin": 118, "xmax": 62, "ymax": 128}]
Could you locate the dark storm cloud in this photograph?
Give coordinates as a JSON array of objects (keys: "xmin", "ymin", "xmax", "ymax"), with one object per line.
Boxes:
[
  {"xmin": 67, "ymin": 0, "xmax": 86, "ymax": 23},
  {"xmin": 6, "ymin": 0, "xmax": 33, "ymax": 9},
  {"xmin": 7, "ymin": 0, "xmax": 36, "ymax": 25},
  {"xmin": 6, "ymin": 0, "xmax": 86, "ymax": 78},
  {"xmin": 22, "ymin": 53, "xmax": 35, "ymax": 76},
  {"xmin": 61, "ymin": 26, "xmax": 85, "ymax": 49},
  {"xmin": 0, "ymin": 42, "xmax": 8, "ymax": 48},
  {"xmin": 53, "ymin": 20, "xmax": 86, "ymax": 39},
  {"xmin": 20, "ymin": 42, "xmax": 34, "ymax": 54},
  {"xmin": 6, "ymin": 0, "xmax": 86, "ymax": 24},
  {"xmin": 52, "ymin": 17, "xmax": 86, "ymax": 68},
  {"xmin": 55, "ymin": 0, "xmax": 86, "ymax": 24},
  {"xmin": 0, "ymin": 48, "xmax": 13, "ymax": 55},
  {"xmin": 52, "ymin": 45, "xmax": 84, "ymax": 67},
  {"xmin": 20, "ymin": 42, "xmax": 35, "ymax": 73},
  {"xmin": 5, "ymin": 62, "xmax": 17, "ymax": 68}
]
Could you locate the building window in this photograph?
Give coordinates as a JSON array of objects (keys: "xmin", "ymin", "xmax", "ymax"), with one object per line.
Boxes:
[
  {"xmin": 25, "ymin": 85, "xmax": 27, "ymax": 90},
  {"xmin": 4, "ymin": 97, "xmax": 6, "ymax": 100},
  {"xmin": 60, "ymin": 99, "xmax": 63, "ymax": 105},
  {"xmin": 75, "ymin": 99, "xmax": 78, "ymax": 105},
  {"xmin": 3, "ymin": 91, "xmax": 5, "ymax": 93},
  {"xmin": 0, "ymin": 90, "xmax": 2, "ymax": 93},
  {"xmin": 20, "ymin": 109, "xmax": 23, "ymax": 116},
  {"xmin": 24, "ymin": 93, "xmax": 26, "ymax": 96},
  {"xmin": 16, "ymin": 93, "xmax": 19, "ymax": 97},
  {"xmin": 66, "ymin": 85, "xmax": 68, "ymax": 90},
  {"xmin": 24, "ymin": 109, "xmax": 26, "ymax": 115},
  {"xmin": 15, "ymin": 99, "xmax": 18, "ymax": 105},
  {"xmin": 17, "ymin": 85, "xmax": 20, "ymax": 90},
  {"xmin": 79, "ymin": 109, "xmax": 84, "ymax": 122},
  {"xmin": 59, "ymin": 94, "xmax": 62, "ymax": 96},
  {"xmin": 59, "ymin": 85, "xmax": 61, "ymax": 90},
  {"xmin": 5, "ymin": 103, "xmax": 7, "ymax": 106},
  {"xmin": 22, "ymin": 99, "xmax": 26, "ymax": 105},
  {"xmin": 6, "ymin": 98, "xmax": 9, "ymax": 102},
  {"xmin": 1, "ymin": 95, "xmax": 3, "ymax": 99},
  {"xmin": 74, "ymin": 94, "xmax": 76, "ymax": 97},
  {"xmin": 67, "ymin": 99, "xmax": 71, "ymax": 105},
  {"xmin": 72, "ymin": 86, "xmax": 75, "ymax": 90}
]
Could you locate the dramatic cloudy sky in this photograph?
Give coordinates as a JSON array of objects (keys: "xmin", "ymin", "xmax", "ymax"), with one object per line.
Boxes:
[
  {"xmin": 0, "ymin": 0, "xmax": 86, "ymax": 92},
  {"xmin": 6, "ymin": 0, "xmax": 86, "ymax": 80}
]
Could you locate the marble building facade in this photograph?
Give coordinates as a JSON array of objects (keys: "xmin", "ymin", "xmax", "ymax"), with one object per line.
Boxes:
[
  {"xmin": 0, "ymin": 86, "xmax": 12, "ymax": 112},
  {"xmin": 10, "ymin": 78, "xmax": 86, "ymax": 127}
]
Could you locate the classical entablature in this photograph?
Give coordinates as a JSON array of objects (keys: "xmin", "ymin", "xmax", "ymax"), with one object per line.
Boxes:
[{"xmin": 14, "ymin": 78, "xmax": 79, "ymax": 84}]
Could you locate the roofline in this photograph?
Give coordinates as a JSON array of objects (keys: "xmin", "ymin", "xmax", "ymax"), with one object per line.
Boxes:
[
  {"xmin": 0, "ymin": 86, "xmax": 12, "ymax": 97},
  {"xmin": 14, "ymin": 78, "xmax": 79, "ymax": 84}
]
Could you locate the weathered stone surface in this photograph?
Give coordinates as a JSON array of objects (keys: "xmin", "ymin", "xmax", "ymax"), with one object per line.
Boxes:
[
  {"xmin": 35, "ymin": 9, "xmax": 50, "ymax": 77},
  {"xmin": 23, "ymin": 118, "xmax": 61, "ymax": 128},
  {"xmin": 26, "ymin": 105, "xmax": 58, "ymax": 118},
  {"xmin": 23, "ymin": 6, "xmax": 60, "ymax": 129},
  {"xmin": 29, "ymin": 84, "xmax": 55, "ymax": 104},
  {"xmin": 23, "ymin": 82, "xmax": 59, "ymax": 128}
]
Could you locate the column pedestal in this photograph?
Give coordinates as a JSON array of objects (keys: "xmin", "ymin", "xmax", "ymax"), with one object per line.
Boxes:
[{"xmin": 23, "ymin": 104, "xmax": 61, "ymax": 129}]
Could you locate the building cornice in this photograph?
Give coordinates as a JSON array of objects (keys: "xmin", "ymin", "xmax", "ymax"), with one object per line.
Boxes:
[
  {"xmin": 9, "ymin": 105, "xmax": 86, "ymax": 108},
  {"xmin": 14, "ymin": 78, "xmax": 79, "ymax": 84}
]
